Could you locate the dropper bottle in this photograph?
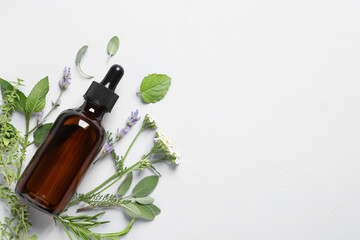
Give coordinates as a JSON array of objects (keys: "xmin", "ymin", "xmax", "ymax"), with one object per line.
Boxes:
[{"xmin": 16, "ymin": 64, "xmax": 124, "ymax": 216}]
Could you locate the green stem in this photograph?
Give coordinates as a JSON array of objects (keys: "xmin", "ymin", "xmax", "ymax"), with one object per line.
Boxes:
[
  {"xmin": 99, "ymin": 218, "xmax": 135, "ymax": 238},
  {"xmin": 78, "ymin": 65, "xmax": 94, "ymax": 79},
  {"xmin": 123, "ymin": 127, "xmax": 143, "ymax": 161},
  {"xmin": 17, "ymin": 115, "xmax": 30, "ymax": 178}
]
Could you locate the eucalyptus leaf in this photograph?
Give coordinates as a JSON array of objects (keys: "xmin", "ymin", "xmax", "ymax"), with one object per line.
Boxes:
[
  {"xmin": 135, "ymin": 196, "xmax": 154, "ymax": 205},
  {"xmin": 122, "ymin": 203, "xmax": 140, "ymax": 218},
  {"xmin": 148, "ymin": 203, "xmax": 161, "ymax": 216},
  {"xmin": 0, "ymin": 78, "xmax": 27, "ymax": 112},
  {"xmin": 138, "ymin": 74, "xmax": 171, "ymax": 103},
  {"xmin": 132, "ymin": 175, "xmax": 159, "ymax": 198},
  {"xmin": 117, "ymin": 172, "xmax": 133, "ymax": 196},
  {"xmin": 107, "ymin": 36, "xmax": 119, "ymax": 58},
  {"xmin": 75, "ymin": 45, "xmax": 94, "ymax": 79},
  {"xmin": 33, "ymin": 123, "xmax": 53, "ymax": 145},
  {"xmin": 25, "ymin": 77, "xmax": 49, "ymax": 115}
]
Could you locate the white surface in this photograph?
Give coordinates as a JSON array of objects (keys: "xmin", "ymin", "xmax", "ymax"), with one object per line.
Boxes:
[{"xmin": 1, "ymin": 0, "xmax": 360, "ymax": 239}]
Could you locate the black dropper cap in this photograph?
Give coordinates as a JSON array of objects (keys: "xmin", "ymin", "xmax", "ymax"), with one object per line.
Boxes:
[{"xmin": 83, "ymin": 64, "xmax": 124, "ymax": 112}]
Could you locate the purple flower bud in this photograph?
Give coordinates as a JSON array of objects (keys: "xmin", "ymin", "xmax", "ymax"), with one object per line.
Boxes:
[
  {"xmin": 126, "ymin": 109, "xmax": 141, "ymax": 126},
  {"xmin": 115, "ymin": 126, "xmax": 131, "ymax": 141},
  {"xmin": 52, "ymin": 98, "xmax": 61, "ymax": 107},
  {"xmin": 59, "ymin": 67, "xmax": 71, "ymax": 90},
  {"xmin": 103, "ymin": 142, "xmax": 114, "ymax": 154},
  {"xmin": 36, "ymin": 110, "xmax": 45, "ymax": 126}
]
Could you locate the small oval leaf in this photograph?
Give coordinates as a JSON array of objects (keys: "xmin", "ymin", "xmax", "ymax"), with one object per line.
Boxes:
[
  {"xmin": 117, "ymin": 172, "xmax": 133, "ymax": 196},
  {"xmin": 138, "ymin": 74, "xmax": 171, "ymax": 103},
  {"xmin": 132, "ymin": 175, "xmax": 159, "ymax": 198},
  {"xmin": 107, "ymin": 36, "xmax": 120, "ymax": 57},
  {"xmin": 75, "ymin": 45, "xmax": 88, "ymax": 65},
  {"xmin": 135, "ymin": 196, "xmax": 154, "ymax": 205},
  {"xmin": 133, "ymin": 203, "xmax": 155, "ymax": 220},
  {"xmin": 148, "ymin": 203, "xmax": 161, "ymax": 216},
  {"xmin": 122, "ymin": 203, "xmax": 140, "ymax": 218},
  {"xmin": 33, "ymin": 123, "xmax": 53, "ymax": 145}
]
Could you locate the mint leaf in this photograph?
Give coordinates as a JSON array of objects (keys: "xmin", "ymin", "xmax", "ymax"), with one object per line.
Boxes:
[
  {"xmin": 107, "ymin": 36, "xmax": 119, "ymax": 58},
  {"xmin": 138, "ymin": 74, "xmax": 171, "ymax": 103},
  {"xmin": 25, "ymin": 77, "xmax": 49, "ymax": 115},
  {"xmin": 33, "ymin": 123, "xmax": 53, "ymax": 145},
  {"xmin": 135, "ymin": 196, "xmax": 154, "ymax": 205},
  {"xmin": 75, "ymin": 45, "xmax": 94, "ymax": 79},
  {"xmin": 132, "ymin": 175, "xmax": 159, "ymax": 198},
  {"xmin": 148, "ymin": 203, "xmax": 161, "ymax": 216},
  {"xmin": 117, "ymin": 172, "xmax": 133, "ymax": 196},
  {"xmin": 0, "ymin": 78, "xmax": 27, "ymax": 112}
]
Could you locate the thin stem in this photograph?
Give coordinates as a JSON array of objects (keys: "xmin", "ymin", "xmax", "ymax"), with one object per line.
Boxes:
[
  {"xmin": 123, "ymin": 127, "xmax": 143, "ymax": 161},
  {"xmin": 99, "ymin": 218, "xmax": 135, "ymax": 238},
  {"xmin": 78, "ymin": 65, "xmax": 94, "ymax": 79},
  {"xmin": 17, "ymin": 115, "xmax": 30, "ymax": 178}
]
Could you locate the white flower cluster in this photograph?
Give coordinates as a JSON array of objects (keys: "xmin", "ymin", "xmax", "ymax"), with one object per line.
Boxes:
[{"xmin": 154, "ymin": 129, "xmax": 182, "ymax": 164}]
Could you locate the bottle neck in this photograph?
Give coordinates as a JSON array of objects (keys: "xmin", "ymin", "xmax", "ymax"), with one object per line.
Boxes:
[{"xmin": 80, "ymin": 100, "xmax": 106, "ymax": 121}]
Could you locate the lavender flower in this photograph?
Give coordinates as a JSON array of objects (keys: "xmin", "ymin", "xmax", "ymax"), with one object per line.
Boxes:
[
  {"xmin": 115, "ymin": 126, "xmax": 130, "ymax": 141},
  {"xmin": 102, "ymin": 142, "xmax": 114, "ymax": 154},
  {"xmin": 126, "ymin": 109, "xmax": 141, "ymax": 127},
  {"xmin": 52, "ymin": 98, "xmax": 61, "ymax": 108},
  {"xmin": 36, "ymin": 110, "xmax": 45, "ymax": 126},
  {"xmin": 59, "ymin": 67, "xmax": 71, "ymax": 90}
]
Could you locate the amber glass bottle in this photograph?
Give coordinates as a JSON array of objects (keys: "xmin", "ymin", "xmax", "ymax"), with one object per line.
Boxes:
[{"xmin": 16, "ymin": 65, "xmax": 124, "ymax": 216}]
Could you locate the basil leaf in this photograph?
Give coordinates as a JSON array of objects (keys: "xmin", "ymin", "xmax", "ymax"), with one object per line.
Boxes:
[
  {"xmin": 33, "ymin": 123, "xmax": 53, "ymax": 145},
  {"xmin": 75, "ymin": 45, "xmax": 94, "ymax": 79},
  {"xmin": 107, "ymin": 36, "xmax": 119, "ymax": 57},
  {"xmin": 117, "ymin": 172, "xmax": 133, "ymax": 196},
  {"xmin": 148, "ymin": 203, "xmax": 161, "ymax": 216},
  {"xmin": 25, "ymin": 77, "xmax": 49, "ymax": 115},
  {"xmin": 138, "ymin": 74, "xmax": 171, "ymax": 103},
  {"xmin": 0, "ymin": 78, "xmax": 27, "ymax": 112},
  {"xmin": 132, "ymin": 175, "xmax": 159, "ymax": 198},
  {"xmin": 135, "ymin": 196, "xmax": 154, "ymax": 205}
]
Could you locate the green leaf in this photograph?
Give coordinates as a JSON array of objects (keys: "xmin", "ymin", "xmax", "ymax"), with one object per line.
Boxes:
[
  {"xmin": 75, "ymin": 45, "xmax": 88, "ymax": 65},
  {"xmin": 0, "ymin": 78, "xmax": 27, "ymax": 112},
  {"xmin": 133, "ymin": 202, "xmax": 155, "ymax": 220},
  {"xmin": 33, "ymin": 123, "xmax": 53, "ymax": 145},
  {"xmin": 25, "ymin": 77, "xmax": 49, "ymax": 115},
  {"xmin": 138, "ymin": 74, "xmax": 171, "ymax": 103},
  {"xmin": 117, "ymin": 172, "xmax": 133, "ymax": 196},
  {"xmin": 135, "ymin": 196, "xmax": 154, "ymax": 205},
  {"xmin": 28, "ymin": 235, "xmax": 38, "ymax": 240},
  {"xmin": 107, "ymin": 36, "xmax": 119, "ymax": 57},
  {"xmin": 75, "ymin": 45, "xmax": 94, "ymax": 79},
  {"xmin": 148, "ymin": 203, "xmax": 161, "ymax": 216},
  {"xmin": 132, "ymin": 175, "xmax": 159, "ymax": 198},
  {"xmin": 122, "ymin": 203, "xmax": 141, "ymax": 218}
]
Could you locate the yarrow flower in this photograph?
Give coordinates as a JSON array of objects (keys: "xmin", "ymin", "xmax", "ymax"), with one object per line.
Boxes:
[
  {"xmin": 52, "ymin": 98, "xmax": 61, "ymax": 108},
  {"xmin": 127, "ymin": 109, "xmax": 141, "ymax": 127},
  {"xmin": 36, "ymin": 110, "xmax": 45, "ymax": 126},
  {"xmin": 154, "ymin": 129, "xmax": 182, "ymax": 164},
  {"xmin": 138, "ymin": 159, "xmax": 151, "ymax": 170},
  {"xmin": 102, "ymin": 142, "xmax": 114, "ymax": 154},
  {"xmin": 142, "ymin": 114, "xmax": 157, "ymax": 129},
  {"xmin": 59, "ymin": 67, "xmax": 71, "ymax": 90}
]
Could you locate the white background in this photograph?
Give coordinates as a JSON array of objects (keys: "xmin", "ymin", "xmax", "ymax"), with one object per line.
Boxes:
[{"xmin": 1, "ymin": 0, "xmax": 360, "ymax": 239}]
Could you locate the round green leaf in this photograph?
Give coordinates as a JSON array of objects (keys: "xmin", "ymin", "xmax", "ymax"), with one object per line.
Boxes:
[
  {"xmin": 132, "ymin": 175, "xmax": 159, "ymax": 198},
  {"xmin": 133, "ymin": 203, "xmax": 155, "ymax": 220},
  {"xmin": 33, "ymin": 123, "xmax": 53, "ymax": 145},
  {"xmin": 123, "ymin": 203, "xmax": 141, "ymax": 218},
  {"xmin": 139, "ymin": 74, "xmax": 171, "ymax": 103},
  {"xmin": 107, "ymin": 36, "xmax": 120, "ymax": 57}
]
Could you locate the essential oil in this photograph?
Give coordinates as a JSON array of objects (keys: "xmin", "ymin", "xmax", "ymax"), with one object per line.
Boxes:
[{"xmin": 16, "ymin": 65, "xmax": 124, "ymax": 216}]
